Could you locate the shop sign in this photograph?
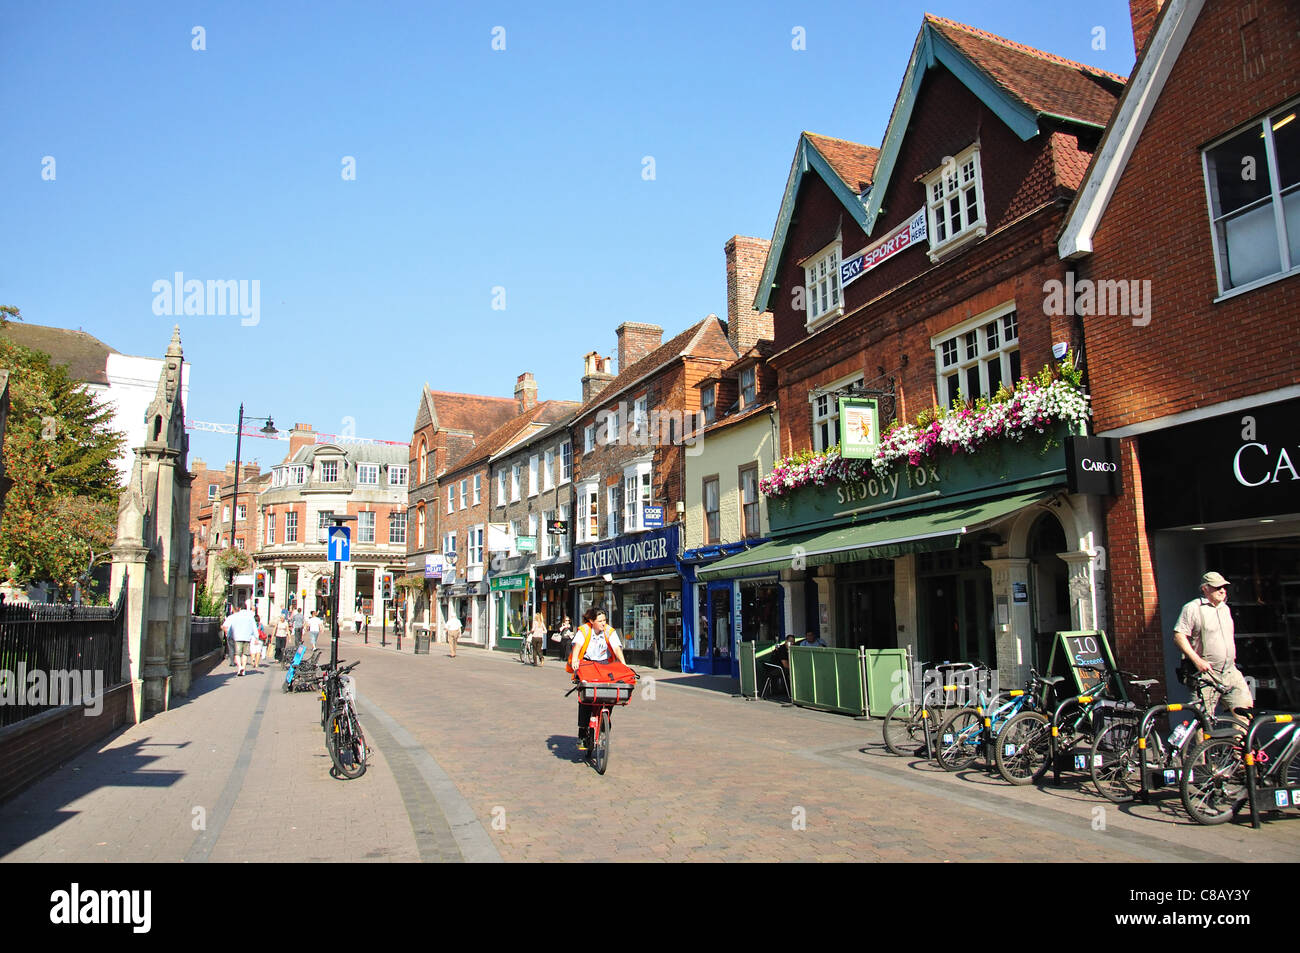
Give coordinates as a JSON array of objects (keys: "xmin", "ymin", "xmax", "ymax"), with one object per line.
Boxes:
[
  {"xmin": 642, "ymin": 505, "xmax": 664, "ymax": 528},
  {"xmin": 1065, "ymin": 435, "xmax": 1122, "ymax": 496},
  {"xmin": 516, "ymin": 536, "xmax": 537, "ymax": 553},
  {"xmin": 547, "ymin": 519, "xmax": 568, "ymax": 534},
  {"xmin": 1138, "ymin": 397, "xmax": 1299, "ymax": 529},
  {"xmin": 839, "ymin": 397, "xmax": 880, "ymax": 459},
  {"xmin": 768, "ymin": 423, "xmax": 1070, "ymax": 534},
  {"xmin": 574, "ymin": 525, "xmax": 680, "ymax": 579},
  {"xmin": 489, "ymin": 573, "xmax": 529, "ymax": 592},
  {"xmin": 424, "ymin": 554, "xmax": 444, "ymax": 579},
  {"xmin": 840, "ymin": 209, "xmax": 927, "ymax": 288},
  {"xmin": 539, "ymin": 568, "xmax": 569, "ymax": 586}
]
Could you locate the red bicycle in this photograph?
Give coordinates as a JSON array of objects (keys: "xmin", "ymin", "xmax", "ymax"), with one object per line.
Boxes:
[{"xmin": 567, "ymin": 669, "xmax": 638, "ymax": 775}]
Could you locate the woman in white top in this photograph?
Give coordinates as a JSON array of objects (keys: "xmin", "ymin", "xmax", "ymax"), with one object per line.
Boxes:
[
  {"xmin": 570, "ymin": 607, "xmax": 626, "ymax": 748},
  {"xmin": 529, "ymin": 612, "xmax": 547, "ymax": 666}
]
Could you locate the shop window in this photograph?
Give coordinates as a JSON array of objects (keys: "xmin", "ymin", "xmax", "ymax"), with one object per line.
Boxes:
[
  {"xmin": 1203, "ymin": 102, "xmax": 1300, "ymax": 294},
  {"xmin": 924, "ymin": 144, "xmax": 985, "ymax": 259},
  {"xmin": 932, "ymin": 305, "xmax": 1020, "ymax": 407}
]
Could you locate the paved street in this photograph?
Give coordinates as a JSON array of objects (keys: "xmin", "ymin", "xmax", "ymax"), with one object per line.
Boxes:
[{"xmin": 3, "ymin": 634, "xmax": 1299, "ymax": 863}]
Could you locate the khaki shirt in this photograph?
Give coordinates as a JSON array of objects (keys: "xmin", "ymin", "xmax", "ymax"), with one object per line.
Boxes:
[{"xmin": 1173, "ymin": 597, "xmax": 1236, "ymax": 668}]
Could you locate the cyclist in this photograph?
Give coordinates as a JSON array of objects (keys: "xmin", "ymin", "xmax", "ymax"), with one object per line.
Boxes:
[{"xmin": 568, "ymin": 606, "xmax": 628, "ymax": 750}]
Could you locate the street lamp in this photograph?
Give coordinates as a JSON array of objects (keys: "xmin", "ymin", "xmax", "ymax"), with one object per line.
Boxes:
[{"xmin": 227, "ymin": 404, "xmax": 276, "ymax": 604}]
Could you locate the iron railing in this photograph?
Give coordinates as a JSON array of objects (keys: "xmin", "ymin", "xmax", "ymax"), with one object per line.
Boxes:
[
  {"xmin": 0, "ymin": 592, "xmax": 126, "ymax": 728},
  {"xmin": 190, "ymin": 616, "xmax": 223, "ymax": 661}
]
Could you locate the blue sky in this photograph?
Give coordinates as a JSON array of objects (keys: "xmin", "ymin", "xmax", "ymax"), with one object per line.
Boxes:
[{"xmin": 1, "ymin": 0, "xmax": 1138, "ymax": 470}]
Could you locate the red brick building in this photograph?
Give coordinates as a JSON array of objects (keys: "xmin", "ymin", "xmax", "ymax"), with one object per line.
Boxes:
[
  {"xmin": 1059, "ymin": 0, "xmax": 1300, "ymax": 704},
  {"xmin": 703, "ymin": 15, "xmax": 1126, "ymax": 685}
]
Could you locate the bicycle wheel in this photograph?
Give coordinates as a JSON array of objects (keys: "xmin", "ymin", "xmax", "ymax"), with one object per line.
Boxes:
[
  {"xmin": 1090, "ymin": 719, "xmax": 1144, "ymax": 803},
  {"xmin": 883, "ymin": 702, "xmax": 938, "ymax": 756},
  {"xmin": 1180, "ymin": 736, "xmax": 1245, "ymax": 825},
  {"xmin": 593, "ymin": 710, "xmax": 610, "ymax": 775},
  {"xmin": 329, "ymin": 708, "xmax": 367, "ymax": 780},
  {"xmin": 937, "ymin": 708, "xmax": 984, "ymax": 772},
  {"xmin": 995, "ymin": 711, "xmax": 1050, "ymax": 785}
]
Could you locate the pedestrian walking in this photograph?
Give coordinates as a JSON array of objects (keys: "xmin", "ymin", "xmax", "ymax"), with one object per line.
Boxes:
[
  {"xmin": 306, "ymin": 609, "xmax": 323, "ymax": 651},
  {"xmin": 274, "ymin": 611, "xmax": 288, "ymax": 662},
  {"xmin": 227, "ymin": 601, "xmax": 257, "ymax": 676},
  {"xmin": 444, "ymin": 610, "xmax": 462, "ymax": 658},
  {"xmin": 291, "ymin": 607, "xmax": 304, "ymax": 647},
  {"xmin": 353, "ymin": 609, "xmax": 363, "ymax": 634},
  {"xmin": 221, "ymin": 606, "xmax": 238, "ymax": 667}
]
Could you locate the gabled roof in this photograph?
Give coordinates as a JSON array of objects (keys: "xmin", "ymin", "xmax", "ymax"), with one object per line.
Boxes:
[
  {"xmin": 412, "ymin": 384, "xmax": 519, "ymax": 439},
  {"xmin": 442, "ymin": 400, "xmax": 580, "ymax": 478},
  {"xmin": 1059, "ymin": 0, "xmax": 1202, "ymax": 259},
  {"xmin": 753, "ymin": 133, "xmax": 881, "ymax": 313},
  {"xmin": 573, "ymin": 315, "xmax": 736, "ymax": 419},
  {"xmin": 0, "ymin": 323, "xmax": 118, "ymax": 385},
  {"xmin": 860, "ymin": 16, "xmax": 1125, "ymax": 241}
]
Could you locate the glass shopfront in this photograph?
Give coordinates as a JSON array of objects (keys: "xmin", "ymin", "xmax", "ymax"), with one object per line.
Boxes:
[
  {"xmin": 740, "ymin": 579, "xmax": 783, "ymax": 643},
  {"xmin": 834, "ymin": 560, "xmax": 894, "ymax": 649},
  {"xmin": 916, "ymin": 539, "xmax": 995, "ymax": 668}
]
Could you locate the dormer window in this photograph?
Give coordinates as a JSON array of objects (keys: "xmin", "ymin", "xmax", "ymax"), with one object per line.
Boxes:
[
  {"xmin": 701, "ymin": 385, "xmax": 716, "ymax": 424},
  {"xmin": 925, "ymin": 144, "xmax": 986, "ymax": 259},
  {"xmin": 804, "ymin": 240, "xmax": 842, "ymax": 328},
  {"xmin": 739, "ymin": 367, "xmax": 756, "ymax": 409},
  {"xmin": 320, "ymin": 460, "xmax": 339, "ymax": 483}
]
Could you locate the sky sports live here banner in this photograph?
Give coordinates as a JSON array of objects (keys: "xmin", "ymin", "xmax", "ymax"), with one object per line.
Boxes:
[{"xmin": 840, "ymin": 209, "xmax": 927, "ymax": 288}]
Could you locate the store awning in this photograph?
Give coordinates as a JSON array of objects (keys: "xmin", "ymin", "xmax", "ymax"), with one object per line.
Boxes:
[{"xmin": 696, "ymin": 490, "xmax": 1049, "ymax": 581}]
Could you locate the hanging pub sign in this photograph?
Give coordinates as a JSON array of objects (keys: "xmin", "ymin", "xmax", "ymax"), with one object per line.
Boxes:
[
  {"xmin": 547, "ymin": 519, "xmax": 568, "ymax": 534},
  {"xmin": 838, "ymin": 397, "xmax": 880, "ymax": 459},
  {"xmin": 1065, "ymin": 435, "xmax": 1122, "ymax": 496},
  {"xmin": 840, "ymin": 208, "xmax": 927, "ymax": 288}
]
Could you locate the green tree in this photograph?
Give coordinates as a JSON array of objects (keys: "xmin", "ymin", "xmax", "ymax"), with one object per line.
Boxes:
[{"xmin": 0, "ymin": 332, "xmax": 125, "ymax": 598}]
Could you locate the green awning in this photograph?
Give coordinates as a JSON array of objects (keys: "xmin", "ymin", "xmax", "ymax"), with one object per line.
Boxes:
[{"xmin": 696, "ymin": 490, "xmax": 1049, "ymax": 581}]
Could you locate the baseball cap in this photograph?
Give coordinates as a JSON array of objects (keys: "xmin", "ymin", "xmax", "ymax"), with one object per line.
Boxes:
[{"xmin": 1200, "ymin": 571, "xmax": 1230, "ymax": 588}]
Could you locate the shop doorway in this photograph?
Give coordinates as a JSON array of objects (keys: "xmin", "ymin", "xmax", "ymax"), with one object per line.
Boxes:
[
  {"xmin": 1028, "ymin": 514, "xmax": 1070, "ymax": 671},
  {"xmin": 694, "ymin": 583, "xmax": 735, "ymax": 676},
  {"xmin": 917, "ymin": 542, "xmax": 994, "ymax": 667},
  {"xmin": 836, "ymin": 560, "xmax": 896, "ymax": 649}
]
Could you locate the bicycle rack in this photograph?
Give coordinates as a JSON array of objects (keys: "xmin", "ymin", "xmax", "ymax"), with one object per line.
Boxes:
[
  {"xmin": 1048, "ymin": 694, "xmax": 1137, "ymax": 785},
  {"xmin": 1133, "ymin": 703, "xmax": 1214, "ymax": 804},
  {"xmin": 1244, "ymin": 713, "xmax": 1300, "ymax": 830}
]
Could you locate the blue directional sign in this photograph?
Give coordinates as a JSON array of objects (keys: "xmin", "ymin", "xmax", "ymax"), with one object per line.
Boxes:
[
  {"xmin": 642, "ymin": 505, "xmax": 664, "ymax": 528},
  {"xmin": 328, "ymin": 526, "xmax": 351, "ymax": 563}
]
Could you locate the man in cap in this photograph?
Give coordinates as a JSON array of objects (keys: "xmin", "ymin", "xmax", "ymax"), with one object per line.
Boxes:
[{"xmin": 1172, "ymin": 571, "xmax": 1253, "ymax": 715}]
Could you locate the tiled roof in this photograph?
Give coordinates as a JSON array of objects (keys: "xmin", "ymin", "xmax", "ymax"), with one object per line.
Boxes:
[
  {"xmin": 0, "ymin": 323, "xmax": 118, "ymax": 385},
  {"xmin": 441, "ymin": 400, "xmax": 580, "ymax": 477},
  {"xmin": 426, "ymin": 388, "xmax": 520, "ymax": 436},
  {"xmin": 926, "ymin": 15, "xmax": 1125, "ymax": 128},
  {"xmin": 804, "ymin": 133, "xmax": 881, "ymax": 193},
  {"xmin": 574, "ymin": 315, "xmax": 736, "ymax": 419}
]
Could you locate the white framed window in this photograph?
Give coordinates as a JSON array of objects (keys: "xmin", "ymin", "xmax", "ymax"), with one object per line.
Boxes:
[
  {"xmin": 285, "ymin": 511, "xmax": 298, "ymax": 543},
  {"xmin": 528, "ymin": 454, "xmax": 539, "ymax": 496},
  {"xmin": 925, "ymin": 144, "xmax": 986, "ymax": 259},
  {"xmin": 236, "ymin": 504, "xmax": 246, "ymax": 522},
  {"xmin": 473, "ymin": 474, "xmax": 481, "ymax": 505},
  {"xmin": 390, "ymin": 511, "xmax": 407, "ymax": 545},
  {"xmin": 208, "ymin": 483, "xmax": 218, "ymax": 500},
  {"xmin": 266, "ymin": 512, "xmax": 276, "ymax": 545},
  {"xmin": 810, "ymin": 372, "xmax": 864, "ymax": 452},
  {"xmin": 320, "ymin": 460, "xmax": 339, "ymax": 483},
  {"xmin": 560, "ymin": 441, "xmax": 572, "ymax": 483},
  {"xmin": 577, "ymin": 481, "xmax": 600, "ymax": 543},
  {"xmin": 540, "ymin": 510, "xmax": 553, "ymax": 559},
  {"xmin": 417, "ymin": 507, "xmax": 426, "ymax": 548},
  {"xmin": 623, "ymin": 461, "xmax": 652, "ymax": 533},
  {"xmin": 223, "ymin": 505, "xmax": 230, "ymax": 522},
  {"xmin": 468, "ymin": 525, "xmax": 484, "ymax": 566},
  {"xmin": 607, "ymin": 483, "xmax": 623, "ymax": 538},
  {"xmin": 543, "ymin": 448, "xmax": 555, "ymax": 490},
  {"xmin": 509, "ymin": 519, "xmax": 521, "ymax": 556},
  {"xmin": 235, "ymin": 536, "xmax": 245, "ymax": 551},
  {"xmin": 511, "ymin": 463, "xmax": 522, "ymax": 502},
  {"xmin": 389, "ymin": 465, "xmax": 408, "ymax": 487},
  {"xmin": 496, "ymin": 469, "xmax": 507, "ymax": 506},
  {"xmin": 446, "ymin": 487, "xmax": 454, "ymax": 515},
  {"xmin": 739, "ymin": 367, "xmax": 756, "ymax": 409},
  {"xmin": 1204, "ymin": 102, "xmax": 1300, "ymax": 295},
  {"xmin": 317, "ymin": 511, "xmax": 333, "ymax": 543},
  {"xmin": 740, "ymin": 465, "xmax": 760, "ymax": 538},
  {"xmin": 584, "ymin": 424, "xmax": 595, "ymax": 454},
  {"xmin": 931, "ymin": 304, "xmax": 1020, "ymax": 407},
  {"xmin": 358, "ymin": 510, "xmax": 376, "ymax": 544},
  {"xmin": 459, "ymin": 479, "xmax": 467, "ymax": 510},
  {"xmin": 604, "ymin": 405, "xmax": 621, "ymax": 445},
  {"xmin": 703, "ymin": 476, "xmax": 720, "ymax": 545},
  {"xmin": 701, "ymin": 385, "xmax": 716, "ymax": 424},
  {"xmin": 632, "ymin": 396, "xmax": 648, "ymax": 437},
  {"xmin": 290, "ymin": 465, "xmax": 306, "ymax": 485},
  {"xmin": 357, "ymin": 463, "xmax": 379, "ymax": 486},
  {"xmin": 418, "ymin": 440, "xmax": 428, "ymax": 484},
  {"xmin": 804, "ymin": 239, "xmax": 842, "ymax": 327}
]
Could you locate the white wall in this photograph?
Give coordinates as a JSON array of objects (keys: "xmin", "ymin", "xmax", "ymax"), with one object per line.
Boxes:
[{"xmin": 101, "ymin": 354, "xmax": 192, "ymax": 480}]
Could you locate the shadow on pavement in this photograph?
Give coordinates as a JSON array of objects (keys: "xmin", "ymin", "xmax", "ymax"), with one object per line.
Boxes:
[
  {"xmin": 545, "ymin": 734, "xmax": 586, "ymax": 764},
  {"xmin": 0, "ymin": 734, "xmax": 187, "ymax": 856},
  {"xmin": 653, "ymin": 674, "xmax": 741, "ymax": 696}
]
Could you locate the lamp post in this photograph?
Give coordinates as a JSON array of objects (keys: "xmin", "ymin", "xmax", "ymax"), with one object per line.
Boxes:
[{"xmin": 227, "ymin": 404, "xmax": 277, "ymax": 606}]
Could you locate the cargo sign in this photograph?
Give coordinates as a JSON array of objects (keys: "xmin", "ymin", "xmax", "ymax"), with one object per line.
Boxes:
[{"xmin": 840, "ymin": 208, "xmax": 927, "ymax": 288}]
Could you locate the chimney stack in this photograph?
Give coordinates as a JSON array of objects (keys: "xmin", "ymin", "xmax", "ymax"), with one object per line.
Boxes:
[
  {"xmin": 615, "ymin": 322, "xmax": 662, "ymax": 374},
  {"xmin": 581, "ymin": 352, "xmax": 616, "ymax": 404},
  {"xmin": 514, "ymin": 372, "xmax": 538, "ymax": 413},
  {"xmin": 1129, "ymin": 0, "xmax": 1164, "ymax": 57},
  {"xmin": 289, "ymin": 422, "xmax": 315, "ymax": 459},
  {"xmin": 725, "ymin": 235, "xmax": 774, "ymax": 354}
]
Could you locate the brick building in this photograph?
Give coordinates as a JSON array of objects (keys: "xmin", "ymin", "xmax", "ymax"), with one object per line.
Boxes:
[
  {"xmin": 570, "ymin": 315, "xmax": 736, "ymax": 669},
  {"xmin": 1059, "ymin": 0, "xmax": 1300, "ymax": 704},
  {"xmin": 703, "ymin": 15, "xmax": 1126, "ymax": 686},
  {"xmin": 190, "ymin": 458, "xmax": 265, "ymax": 604}
]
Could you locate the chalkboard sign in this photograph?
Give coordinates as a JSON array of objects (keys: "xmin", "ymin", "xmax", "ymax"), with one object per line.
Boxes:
[{"xmin": 1046, "ymin": 629, "xmax": 1125, "ymax": 701}]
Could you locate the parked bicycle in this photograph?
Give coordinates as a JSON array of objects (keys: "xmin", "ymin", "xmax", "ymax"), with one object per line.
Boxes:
[
  {"xmin": 1180, "ymin": 711, "xmax": 1300, "ymax": 825},
  {"xmin": 935, "ymin": 668, "xmax": 1055, "ymax": 772},
  {"xmin": 883, "ymin": 660, "xmax": 988, "ymax": 758},
  {"xmin": 321, "ymin": 659, "xmax": 368, "ymax": 780}
]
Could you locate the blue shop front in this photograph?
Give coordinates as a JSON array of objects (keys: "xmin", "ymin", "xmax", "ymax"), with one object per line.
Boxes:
[
  {"xmin": 572, "ymin": 525, "xmax": 684, "ymax": 670},
  {"xmin": 682, "ymin": 542, "xmax": 786, "ymax": 678}
]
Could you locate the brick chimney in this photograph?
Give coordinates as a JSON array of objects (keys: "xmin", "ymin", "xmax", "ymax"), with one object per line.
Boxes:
[
  {"xmin": 288, "ymin": 423, "xmax": 315, "ymax": 459},
  {"xmin": 615, "ymin": 322, "xmax": 662, "ymax": 374},
  {"xmin": 514, "ymin": 372, "xmax": 538, "ymax": 413},
  {"xmin": 725, "ymin": 235, "xmax": 774, "ymax": 353},
  {"xmin": 1130, "ymin": 0, "xmax": 1164, "ymax": 57},
  {"xmin": 581, "ymin": 352, "xmax": 615, "ymax": 404}
]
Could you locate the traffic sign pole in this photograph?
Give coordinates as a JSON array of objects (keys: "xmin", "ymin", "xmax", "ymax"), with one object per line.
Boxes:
[{"xmin": 325, "ymin": 518, "xmax": 356, "ymax": 670}]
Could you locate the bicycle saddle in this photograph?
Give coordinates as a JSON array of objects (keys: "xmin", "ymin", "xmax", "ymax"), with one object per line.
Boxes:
[{"xmin": 1041, "ymin": 675, "xmax": 1065, "ymax": 687}]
